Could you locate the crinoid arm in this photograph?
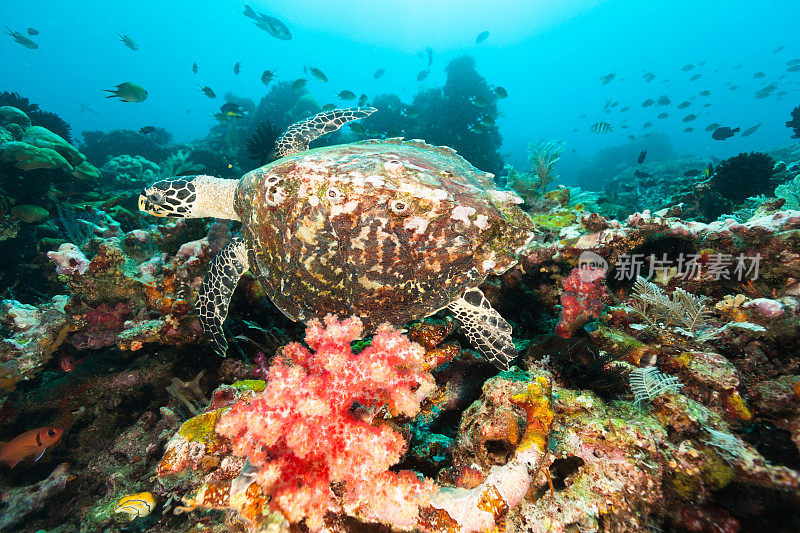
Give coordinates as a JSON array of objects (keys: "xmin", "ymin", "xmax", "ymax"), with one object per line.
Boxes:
[
  {"xmin": 196, "ymin": 237, "xmax": 249, "ymax": 356},
  {"xmin": 275, "ymin": 107, "xmax": 377, "ymax": 157},
  {"xmin": 447, "ymin": 288, "xmax": 517, "ymax": 370}
]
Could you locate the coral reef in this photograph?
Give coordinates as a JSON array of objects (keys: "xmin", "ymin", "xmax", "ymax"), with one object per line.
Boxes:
[
  {"xmin": 100, "ymin": 154, "xmax": 161, "ymax": 190},
  {"xmin": 79, "ymin": 129, "xmax": 168, "ymax": 165},
  {"xmin": 0, "ymin": 91, "xmax": 72, "ymax": 143}
]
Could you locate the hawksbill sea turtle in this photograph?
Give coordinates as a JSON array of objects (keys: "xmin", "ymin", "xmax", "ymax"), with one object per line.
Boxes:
[{"xmin": 139, "ymin": 107, "xmax": 535, "ymax": 369}]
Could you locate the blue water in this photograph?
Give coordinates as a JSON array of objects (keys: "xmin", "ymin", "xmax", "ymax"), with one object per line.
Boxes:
[{"xmin": 3, "ymin": 0, "xmax": 799, "ymax": 184}]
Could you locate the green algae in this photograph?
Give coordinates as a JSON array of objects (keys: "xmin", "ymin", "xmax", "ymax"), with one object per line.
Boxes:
[
  {"xmin": 530, "ymin": 209, "xmax": 577, "ymax": 231},
  {"xmin": 230, "ymin": 379, "xmax": 267, "ymax": 393}
]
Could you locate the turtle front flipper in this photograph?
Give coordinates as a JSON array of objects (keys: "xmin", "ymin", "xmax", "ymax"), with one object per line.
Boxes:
[
  {"xmin": 447, "ymin": 288, "xmax": 518, "ymax": 370},
  {"xmin": 196, "ymin": 237, "xmax": 249, "ymax": 356},
  {"xmin": 276, "ymin": 107, "xmax": 377, "ymax": 157}
]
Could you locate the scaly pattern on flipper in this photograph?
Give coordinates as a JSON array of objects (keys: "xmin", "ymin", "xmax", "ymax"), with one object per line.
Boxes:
[
  {"xmin": 275, "ymin": 107, "xmax": 376, "ymax": 157},
  {"xmin": 447, "ymin": 288, "xmax": 517, "ymax": 370},
  {"xmin": 196, "ymin": 237, "xmax": 249, "ymax": 356}
]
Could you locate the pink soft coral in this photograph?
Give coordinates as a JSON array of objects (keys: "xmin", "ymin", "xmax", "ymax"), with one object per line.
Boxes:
[{"xmin": 216, "ymin": 315, "xmax": 437, "ymax": 530}]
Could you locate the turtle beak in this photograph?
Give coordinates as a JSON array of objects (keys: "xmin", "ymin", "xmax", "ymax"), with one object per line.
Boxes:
[{"xmin": 138, "ymin": 192, "xmax": 168, "ymax": 217}]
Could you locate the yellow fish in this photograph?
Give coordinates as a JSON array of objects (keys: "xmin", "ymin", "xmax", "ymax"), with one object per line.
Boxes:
[{"xmin": 114, "ymin": 492, "xmax": 156, "ymax": 519}]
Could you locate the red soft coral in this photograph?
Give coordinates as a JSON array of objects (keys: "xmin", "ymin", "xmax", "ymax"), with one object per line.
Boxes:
[
  {"xmin": 216, "ymin": 315, "xmax": 437, "ymax": 530},
  {"xmin": 555, "ymin": 266, "xmax": 608, "ymax": 338}
]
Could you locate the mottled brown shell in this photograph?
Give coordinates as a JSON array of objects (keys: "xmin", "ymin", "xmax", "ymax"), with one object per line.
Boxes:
[{"xmin": 234, "ymin": 139, "xmax": 534, "ymax": 330}]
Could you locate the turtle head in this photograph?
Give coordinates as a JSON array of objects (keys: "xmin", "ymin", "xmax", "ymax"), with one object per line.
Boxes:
[
  {"xmin": 139, "ymin": 175, "xmax": 240, "ymax": 221},
  {"xmin": 139, "ymin": 178, "xmax": 197, "ymax": 218}
]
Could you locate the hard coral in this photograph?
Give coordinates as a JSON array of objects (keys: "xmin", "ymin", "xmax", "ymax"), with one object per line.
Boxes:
[{"xmin": 215, "ymin": 315, "xmax": 437, "ymax": 530}]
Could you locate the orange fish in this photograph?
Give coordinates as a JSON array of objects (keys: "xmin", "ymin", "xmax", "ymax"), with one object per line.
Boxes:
[{"xmin": 0, "ymin": 426, "xmax": 63, "ymax": 468}]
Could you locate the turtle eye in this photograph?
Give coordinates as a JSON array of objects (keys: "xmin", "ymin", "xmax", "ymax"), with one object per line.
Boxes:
[
  {"xmin": 390, "ymin": 199, "xmax": 409, "ymax": 214},
  {"xmin": 325, "ymin": 187, "xmax": 344, "ymax": 204},
  {"xmin": 149, "ymin": 191, "xmax": 164, "ymax": 204},
  {"xmin": 47, "ymin": 428, "xmax": 56, "ymax": 437}
]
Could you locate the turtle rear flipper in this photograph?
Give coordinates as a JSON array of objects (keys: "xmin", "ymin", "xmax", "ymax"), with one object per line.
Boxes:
[
  {"xmin": 196, "ymin": 237, "xmax": 249, "ymax": 356},
  {"xmin": 448, "ymin": 288, "xmax": 518, "ymax": 370},
  {"xmin": 276, "ymin": 107, "xmax": 376, "ymax": 157}
]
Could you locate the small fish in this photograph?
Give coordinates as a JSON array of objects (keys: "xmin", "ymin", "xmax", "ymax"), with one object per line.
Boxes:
[
  {"xmin": 601, "ymin": 73, "xmax": 616, "ymax": 85},
  {"xmin": 402, "ymin": 106, "xmax": 419, "ymax": 118},
  {"xmin": 788, "ymin": 65, "xmax": 800, "ymax": 73},
  {"xmin": 773, "ymin": 45, "xmax": 786, "ymax": 54},
  {"xmin": 349, "ymin": 123, "xmax": 366, "ymax": 135},
  {"xmin": 26, "ymin": 27, "xmax": 38, "ymax": 36},
  {"xmin": 192, "ymin": 62, "xmax": 198, "ymax": 74},
  {"xmin": 119, "ymin": 34, "xmax": 139, "ymax": 50},
  {"xmin": 309, "ymin": 66, "xmax": 328, "ymax": 82},
  {"xmin": 373, "ymin": 68, "xmax": 385, "ymax": 79},
  {"xmin": 292, "ymin": 79, "xmax": 307, "ymax": 92},
  {"xmin": 711, "ymin": 126, "xmax": 739, "ymax": 140},
  {"xmin": 6, "ymin": 28, "xmax": 38, "ymax": 49},
  {"xmin": 786, "ymin": 58, "xmax": 800, "ymax": 66},
  {"xmin": 243, "ymin": 3, "xmax": 292, "ymax": 40},
  {"xmin": 58, "ymin": 354, "xmax": 77, "ymax": 372},
  {"xmin": 741, "ymin": 123, "xmax": 761, "ymax": 137},
  {"xmin": 479, "ymin": 115, "xmax": 495, "ymax": 127},
  {"xmin": 114, "ymin": 492, "xmax": 156, "ymax": 519},
  {"xmin": 357, "ymin": 94, "xmax": 369, "ymax": 107},
  {"xmin": 705, "ymin": 163, "xmax": 714, "ymax": 178},
  {"xmin": 643, "ymin": 122, "xmax": 652, "ymax": 129},
  {"xmin": 620, "ymin": 106, "xmax": 630, "ymax": 112},
  {"xmin": 475, "ymin": 30, "xmax": 490, "ymax": 44},
  {"xmin": 705, "ymin": 123, "xmax": 720, "ymax": 131},
  {"xmin": 200, "ymin": 86, "xmax": 216, "ymax": 99},
  {"xmin": 683, "ymin": 127, "xmax": 694, "ymax": 132},
  {"xmin": 139, "ymin": 126, "xmax": 156, "ymax": 135},
  {"xmin": 657, "ymin": 95, "xmax": 670, "ymax": 106},
  {"xmin": 0, "ymin": 427, "xmax": 63, "ymax": 467},
  {"xmin": 493, "ymin": 86, "xmax": 508, "ymax": 99},
  {"xmin": 233, "ymin": 62, "xmax": 240, "ymax": 75},
  {"xmin": 677, "ymin": 101, "xmax": 691, "ymax": 109},
  {"xmin": 703, "ymin": 102, "xmax": 713, "ymax": 108},
  {"xmin": 337, "ymin": 90, "xmax": 356, "ymax": 100},
  {"xmin": 641, "ymin": 98, "xmax": 655, "ymax": 107},
  {"xmin": 260, "ymin": 70, "xmax": 275, "ymax": 86},
  {"xmin": 729, "ymin": 84, "xmax": 740, "ymax": 90},
  {"xmin": 681, "ymin": 64, "xmax": 695, "ymax": 71},
  {"xmin": 322, "ymin": 103, "xmax": 336, "ymax": 111},
  {"xmin": 689, "ymin": 73, "xmax": 701, "ymax": 81},
  {"xmin": 682, "ymin": 114, "xmax": 697, "ymax": 122},
  {"xmin": 417, "ymin": 69, "xmax": 430, "ymax": 81},
  {"xmin": 470, "ymin": 95, "xmax": 489, "ymax": 107},
  {"xmin": 643, "ymin": 72, "xmax": 656, "ymax": 82},
  {"xmin": 105, "ymin": 82, "xmax": 148, "ymax": 103},
  {"xmin": 468, "ymin": 123, "xmax": 486, "ymax": 134},
  {"xmin": 657, "ymin": 112, "xmax": 669, "ymax": 119},
  {"xmin": 753, "ymin": 72, "xmax": 766, "ymax": 79},
  {"xmin": 637, "ymin": 149, "xmax": 647, "ymax": 164},
  {"xmin": 220, "ymin": 102, "xmax": 246, "ymax": 117},
  {"xmin": 590, "ymin": 122, "xmax": 612, "ymax": 133},
  {"xmin": 426, "ymin": 47, "xmax": 433, "ymax": 68},
  {"xmin": 699, "ymin": 90, "xmax": 711, "ymax": 96}
]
